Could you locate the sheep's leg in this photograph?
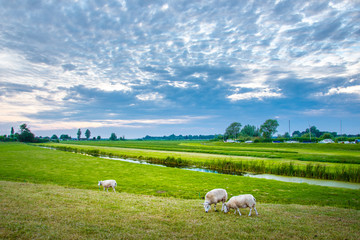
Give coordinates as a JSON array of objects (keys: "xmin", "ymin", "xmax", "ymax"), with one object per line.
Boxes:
[
  {"xmin": 254, "ymin": 207, "xmax": 258, "ymax": 215},
  {"xmin": 249, "ymin": 207, "xmax": 252, "ymax": 216},
  {"xmin": 236, "ymin": 208, "xmax": 242, "ymax": 216},
  {"xmin": 221, "ymin": 202, "xmax": 224, "ymax": 211},
  {"xmin": 214, "ymin": 203, "xmax": 217, "ymax": 212},
  {"xmin": 112, "ymin": 187, "xmax": 116, "ymax": 192}
]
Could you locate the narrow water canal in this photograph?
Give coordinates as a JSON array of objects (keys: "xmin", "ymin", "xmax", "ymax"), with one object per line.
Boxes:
[
  {"xmin": 101, "ymin": 156, "xmax": 360, "ymax": 190},
  {"xmin": 40, "ymin": 146, "xmax": 360, "ymax": 190}
]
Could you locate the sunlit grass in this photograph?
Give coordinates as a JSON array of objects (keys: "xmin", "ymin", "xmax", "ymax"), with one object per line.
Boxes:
[
  {"xmin": 1, "ymin": 181, "xmax": 359, "ymax": 240},
  {"xmin": 63, "ymin": 140, "xmax": 360, "ymax": 164},
  {"xmin": 39, "ymin": 142, "xmax": 360, "ymax": 182},
  {"xmin": 1, "ymin": 143, "xmax": 359, "ymax": 209}
]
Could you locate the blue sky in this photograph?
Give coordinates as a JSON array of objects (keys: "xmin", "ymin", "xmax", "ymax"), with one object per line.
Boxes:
[{"xmin": 0, "ymin": 0, "xmax": 360, "ymax": 139}]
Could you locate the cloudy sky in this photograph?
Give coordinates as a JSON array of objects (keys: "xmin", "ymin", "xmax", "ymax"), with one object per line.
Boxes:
[{"xmin": 1, "ymin": 0, "xmax": 360, "ymax": 139}]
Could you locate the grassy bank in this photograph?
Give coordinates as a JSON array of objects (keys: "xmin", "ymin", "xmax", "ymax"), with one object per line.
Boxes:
[
  {"xmin": 1, "ymin": 181, "xmax": 360, "ymax": 240},
  {"xmin": 1, "ymin": 143, "xmax": 359, "ymax": 209},
  {"xmin": 39, "ymin": 142, "xmax": 360, "ymax": 182},
  {"xmin": 64, "ymin": 140, "xmax": 360, "ymax": 164}
]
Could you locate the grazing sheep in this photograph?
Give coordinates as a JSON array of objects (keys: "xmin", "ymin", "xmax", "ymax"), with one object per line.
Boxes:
[
  {"xmin": 223, "ymin": 194, "xmax": 258, "ymax": 216},
  {"xmin": 203, "ymin": 188, "xmax": 228, "ymax": 213},
  {"xmin": 98, "ymin": 180, "xmax": 117, "ymax": 192}
]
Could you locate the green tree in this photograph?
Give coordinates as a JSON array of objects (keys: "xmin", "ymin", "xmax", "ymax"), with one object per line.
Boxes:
[
  {"xmin": 60, "ymin": 134, "xmax": 71, "ymax": 140},
  {"xmin": 85, "ymin": 129, "xmax": 91, "ymax": 140},
  {"xmin": 97, "ymin": 136, "xmax": 101, "ymax": 140},
  {"xmin": 306, "ymin": 126, "xmax": 321, "ymax": 138},
  {"xmin": 10, "ymin": 127, "xmax": 14, "ymax": 137},
  {"xmin": 51, "ymin": 134, "xmax": 59, "ymax": 140},
  {"xmin": 260, "ymin": 119, "xmax": 279, "ymax": 139},
  {"xmin": 224, "ymin": 122, "xmax": 242, "ymax": 139},
  {"xmin": 18, "ymin": 124, "xmax": 35, "ymax": 142},
  {"xmin": 109, "ymin": 133, "xmax": 117, "ymax": 141},
  {"xmin": 320, "ymin": 133, "xmax": 333, "ymax": 139},
  {"xmin": 241, "ymin": 124, "xmax": 259, "ymax": 137},
  {"xmin": 292, "ymin": 130, "xmax": 301, "ymax": 137},
  {"xmin": 302, "ymin": 132, "xmax": 316, "ymax": 139},
  {"xmin": 77, "ymin": 129, "xmax": 81, "ymax": 140}
]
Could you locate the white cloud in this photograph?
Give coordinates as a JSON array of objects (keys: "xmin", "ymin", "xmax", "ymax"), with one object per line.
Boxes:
[
  {"xmin": 227, "ymin": 88, "xmax": 283, "ymax": 101},
  {"xmin": 325, "ymin": 85, "xmax": 360, "ymax": 96},
  {"xmin": 300, "ymin": 108, "xmax": 328, "ymax": 116},
  {"xmin": 161, "ymin": 4, "xmax": 169, "ymax": 11},
  {"xmin": 231, "ymin": 82, "xmax": 267, "ymax": 89},
  {"xmin": 22, "ymin": 116, "xmax": 212, "ymax": 131},
  {"xmin": 136, "ymin": 92, "xmax": 164, "ymax": 101},
  {"xmin": 167, "ymin": 81, "xmax": 199, "ymax": 89},
  {"xmin": 0, "ymin": 89, "xmax": 65, "ymax": 124},
  {"xmin": 198, "ymin": 22, "xmax": 217, "ymax": 35},
  {"xmin": 97, "ymin": 82, "xmax": 132, "ymax": 92},
  {"xmin": 191, "ymin": 72, "xmax": 208, "ymax": 79}
]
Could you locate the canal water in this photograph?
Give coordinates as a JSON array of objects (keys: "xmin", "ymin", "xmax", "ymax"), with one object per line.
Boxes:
[
  {"xmin": 39, "ymin": 146, "xmax": 360, "ymax": 190},
  {"xmin": 100, "ymin": 156, "xmax": 360, "ymax": 190}
]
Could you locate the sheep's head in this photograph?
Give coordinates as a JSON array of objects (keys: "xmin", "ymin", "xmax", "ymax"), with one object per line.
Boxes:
[
  {"xmin": 223, "ymin": 204, "xmax": 229, "ymax": 213},
  {"xmin": 203, "ymin": 202, "xmax": 211, "ymax": 213},
  {"xmin": 98, "ymin": 181, "xmax": 102, "ymax": 186}
]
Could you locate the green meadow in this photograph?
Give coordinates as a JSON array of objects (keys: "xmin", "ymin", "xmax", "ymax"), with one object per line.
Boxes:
[
  {"xmin": 1, "ymin": 142, "xmax": 360, "ymax": 239},
  {"xmin": 1, "ymin": 182, "xmax": 359, "ymax": 240},
  {"xmin": 40, "ymin": 141, "xmax": 360, "ymax": 182},
  {"xmin": 58, "ymin": 140, "xmax": 360, "ymax": 164}
]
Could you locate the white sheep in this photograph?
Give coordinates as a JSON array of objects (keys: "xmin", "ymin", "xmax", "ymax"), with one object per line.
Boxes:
[
  {"xmin": 98, "ymin": 180, "xmax": 117, "ymax": 192},
  {"xmin": 203, "ymin": 188, "xmax": 228, "ymax": 213},
  {"xmin": 223, "ymin": 194, "xmax": 258, "ymax": 216}
]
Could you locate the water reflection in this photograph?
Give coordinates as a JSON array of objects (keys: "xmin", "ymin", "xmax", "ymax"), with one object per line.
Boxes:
[
  {"xmin": 101, "ymin": 156, "xmax": 360, "ymax": 190},
  {"xmin": 242, "ymin": 173, "xmax": 360, "ymax": 190}
]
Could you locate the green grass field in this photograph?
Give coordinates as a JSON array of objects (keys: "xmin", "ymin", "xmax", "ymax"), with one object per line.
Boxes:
[
  {"xmin": 1, "ymin": 142, "xmax": 360, "ymax": 239},
  {"xmin": 39, "ymin": 141, "xmax": 360, "ymax": 182},
  {"xmin": 59, "ymin": 140, "xmax": 360, "ymax": 164},
  {"xmin": 1, "ymin": 181, "xmax": 359, "ymax": 240}
]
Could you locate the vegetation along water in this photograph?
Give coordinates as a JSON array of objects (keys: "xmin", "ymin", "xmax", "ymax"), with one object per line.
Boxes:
[{"xmin": 38, "ymin": 140, "xmax": 360, "ymax": 183}]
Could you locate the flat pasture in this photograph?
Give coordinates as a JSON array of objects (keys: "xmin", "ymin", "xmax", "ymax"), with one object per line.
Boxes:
[
  {"xmin": 1, "ymin": 142, "xmax": 360, "ymax": 239},
  {"xmin": 1, "ymin": 181, "xmax": 359, "ymax": 240},
  {"xmin": 63, "ymin": 140, "xmax": 360, "ymax": 164},
  {"xmin": 40, "ymin": 141, "xmax": 360, "ymax": 182}
]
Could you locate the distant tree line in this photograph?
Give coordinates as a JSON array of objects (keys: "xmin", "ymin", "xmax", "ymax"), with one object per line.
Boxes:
[
  {"xmin": 1, "ymin": 122, "xmax": 359, "ymax": 143},
  {"xmin": 140, "ymin": 134, "xmax": 219, "ymax": 141},
  {"xmin": 0, "ymin": 125, "xmax": 122, "ymax": 143},
  {"xmin": 224, "ymin": 119, "xmax": 279, "ymax": 140},
  {"xmin": 0, "ymin": 124, "xmax": 46, "ymax": 143},
  {"xmin": 222, "ymin": 120, "xmax": 360, "ymax": 142}
]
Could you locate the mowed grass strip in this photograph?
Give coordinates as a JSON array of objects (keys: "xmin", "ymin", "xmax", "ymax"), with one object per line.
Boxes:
[
  {"xmin": 1, "ymin": 143, "xmax": 359, "ymax": 209},
  {"xmin": 1, "ymin": 181, "xmax": 360, "ymax": 240}
]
